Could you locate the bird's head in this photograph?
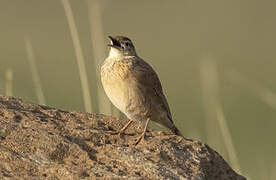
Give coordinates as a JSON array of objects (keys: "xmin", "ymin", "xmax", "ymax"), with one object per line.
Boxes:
[{"xmin": 107, "ymin": 36, "xmax": 137, "ymax": 58}]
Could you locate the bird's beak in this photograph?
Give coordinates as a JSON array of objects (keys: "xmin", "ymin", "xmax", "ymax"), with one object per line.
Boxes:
[{"xmin": 108, "ymin": 36, "xmax": 121, "ymax": 49}]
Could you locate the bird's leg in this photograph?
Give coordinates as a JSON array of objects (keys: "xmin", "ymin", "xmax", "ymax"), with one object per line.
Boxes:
[
  {"xmin": 118, "ymin": 119, "xmax": 133, "ymax": 135},
  {"xmin": 135, "ymin": 118, "xmax": 150, "ymax": 145}
]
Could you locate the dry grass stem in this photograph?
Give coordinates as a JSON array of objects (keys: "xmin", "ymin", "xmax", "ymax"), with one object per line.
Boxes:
[
  {"xmin": 199, "ymin": 55, "xmax": 220, "ymax": 143},
  {"xmin": 24, "ymin": 36, "xmax": 46, "ymax": 105},
  {"xmin": 200, "ymin": 55, "xmax": 241, "ymax": 173},
  {"xmin": 87, "ymin": 0, "xmax": 114, "ymax": 115},
  {"xmin": 228, "ymin": 70, "xmax": 276, "ymax": 110},
  {"xmin": 5, "ymin": 68, "xmax": 13, "ymax": 96},
  {"xmin": 61, "ymin": 0, "xmax": 92, "ymax": 113},
  {"xmin": 216, "ymin": 105, "xmax": 241, "ymax": 172}
]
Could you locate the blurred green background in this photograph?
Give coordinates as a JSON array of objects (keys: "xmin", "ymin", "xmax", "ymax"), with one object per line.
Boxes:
[{"xmin": 1, "ymin": 1, "xmax": 276, "ymax": 179}]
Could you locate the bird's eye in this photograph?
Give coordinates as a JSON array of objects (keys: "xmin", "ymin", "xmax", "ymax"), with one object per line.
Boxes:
[{"xmin": 125, "ymin": 42, "xmax": 130, "ymax": 47}]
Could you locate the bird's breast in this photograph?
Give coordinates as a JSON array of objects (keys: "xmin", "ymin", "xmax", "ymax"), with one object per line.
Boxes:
[{"xmin": 101, "ymin": 60, "xmax": 134, "ymax": 113}]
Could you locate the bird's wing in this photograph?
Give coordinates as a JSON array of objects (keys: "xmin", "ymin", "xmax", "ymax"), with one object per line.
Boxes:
[{"xmin": 131, "ymin": 57, "xmax": 173, "ymax": 121}]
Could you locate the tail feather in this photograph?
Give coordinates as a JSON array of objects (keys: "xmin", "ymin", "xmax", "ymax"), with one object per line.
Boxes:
[
  {"xmin": 166, "ymin": 115, "xmax": 183, "ymax": 136},
  {"xmin": 170, "ymin": 125, "xmax": 183, "ymax": 136}
]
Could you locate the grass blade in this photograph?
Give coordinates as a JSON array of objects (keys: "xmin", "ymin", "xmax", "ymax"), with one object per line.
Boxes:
[
  {"xmin": 216, "ymin": 105, "xmax": 242, "ymax": 173},
  {"xmin": 199, "ymin": 55, "xmax": 241, "ymax": 173},
  {"xmin": 61, "ymin": 0, "xmax": 93, "ymax": 113},
  {"xmin": 228, "ymin": 70, "xmax": 276, "ymax": 110},
  {"xmin": 5, "ymin": 68, "xmax": 13, "ymax": 96},
  {"xmin": 87, "ymin": 0, "xmax": 114, "ymax": 115},
  {"xmin": 24, "ymin": 36, "xmax": 46, "ymax": 105}
]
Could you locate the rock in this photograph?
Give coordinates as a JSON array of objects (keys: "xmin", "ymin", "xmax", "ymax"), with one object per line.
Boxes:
[{"xmin": 0, "ymin": 95, "xmax": 245, "ymax": 179}]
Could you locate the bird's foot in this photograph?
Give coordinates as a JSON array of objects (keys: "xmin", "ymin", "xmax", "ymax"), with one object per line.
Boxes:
[{"xmin": 134, "ymin": 133, "xmax": 146, "ymax": 146}]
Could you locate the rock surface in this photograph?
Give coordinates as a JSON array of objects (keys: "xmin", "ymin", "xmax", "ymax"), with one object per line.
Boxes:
[{"xmin": 0, "ymin": 95, "xmax": 245, "ymax": 179}]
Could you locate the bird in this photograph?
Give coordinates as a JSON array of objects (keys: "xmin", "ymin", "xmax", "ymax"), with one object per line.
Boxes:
[{"xmin": 101, "ymin": 36, "xmax": 182, "ymax": 145}]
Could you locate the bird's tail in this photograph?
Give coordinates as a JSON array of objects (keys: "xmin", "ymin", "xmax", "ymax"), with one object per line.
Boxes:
[
  {"xmin": 166, "ymin": 115, "xmax": 183, "ymax": 136},
  {"xmin": 170, "ymin": 125, "xmax": 183, "ymax": 136}
]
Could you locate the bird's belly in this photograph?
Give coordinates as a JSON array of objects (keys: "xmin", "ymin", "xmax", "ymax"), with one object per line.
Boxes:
[
  {"xmin": 102, "ymin": 78, "xmax": 130, "ymax": 113},
  {"xmin": 102, "ymin": 73, "xmax": 148, "ymax": 120}
]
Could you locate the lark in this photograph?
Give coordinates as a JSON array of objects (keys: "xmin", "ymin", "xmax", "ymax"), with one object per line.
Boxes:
[{"xmin": 101, "ymin": 36, "xmax": 182, "ymax": 144}]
